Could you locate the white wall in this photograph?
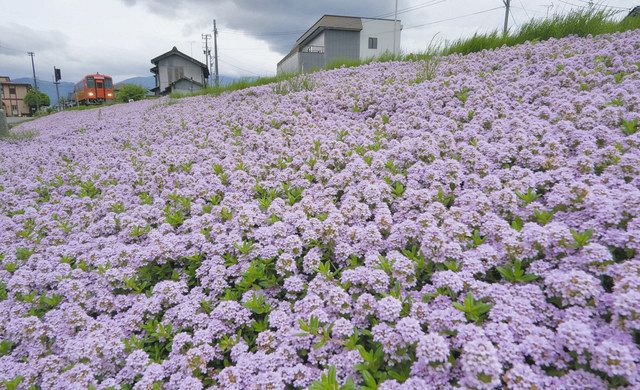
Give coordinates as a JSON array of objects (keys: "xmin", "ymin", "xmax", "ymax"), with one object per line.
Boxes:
[
  {"xmin": 304, "ymin": 32, "xmax": 325, "ymax": 51},
  {"xmin": 277, "ymin": 51, "xmax": 299, "ymax": 74},
  {"xmin": 158, "ymin": 56, "xmax": 205, "ymax": 91},
  {"xmin": 359, "ymin": 19, "xmax": 402, "ymax": 60}
]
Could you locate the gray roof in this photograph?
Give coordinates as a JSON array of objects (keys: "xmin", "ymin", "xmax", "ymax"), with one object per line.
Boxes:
[{"xmin": 295, "ymin": 15, "xmax": 363, "ymax": 47}]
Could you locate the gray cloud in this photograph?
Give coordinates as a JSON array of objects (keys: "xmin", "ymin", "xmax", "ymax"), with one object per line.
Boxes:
[
  {"xmin": 123, "ymin": 0, "xmax": 391, "ymax": 53},
  {"xmin": 0, "ymin": 22, "xmax": 147, "ymax": 82},
  {"xmin": 0, "ymin": 23, "xmax": 69, "ymax": 56}
]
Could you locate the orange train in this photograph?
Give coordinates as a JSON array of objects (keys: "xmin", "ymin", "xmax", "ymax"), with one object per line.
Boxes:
[{"xmin": 74, "ymin": 73, "xmax": 114, "ymax": 105}]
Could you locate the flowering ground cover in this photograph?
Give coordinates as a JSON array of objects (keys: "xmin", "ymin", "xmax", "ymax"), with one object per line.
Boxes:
[{"xmin": 1, "ymin": 30, "xmax": 640, "ymax": 389}]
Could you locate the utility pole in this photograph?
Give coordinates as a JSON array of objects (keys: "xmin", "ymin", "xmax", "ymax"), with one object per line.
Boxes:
[
  {"xmin": 28, "ymin": 52, "xmax": 38, "ymax": 90},
  {"xmin": 503, "ymin": 0, "xmax": 511, "ymax": 36},
  {"xmin": 392, "ymin": 0, "xmax": 399, "ymax": 55},
  {"xmin": 202, "ymin": 33, "xmax": 211, "ymax": 87},
  {"xmin": 27, "ymin": 51, "xmax": 39, "ymax": 113},
  {"xmin": 213, "ymin": 19, "xmax": 219, "ymax": 88}
]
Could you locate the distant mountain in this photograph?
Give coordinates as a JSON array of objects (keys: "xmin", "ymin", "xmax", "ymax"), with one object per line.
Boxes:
[
  {"xmin": 117, "ymin": 76, "xmax": 155, "ymax": 90},
  {"xmin": 116, "ymin": 75, "xmax": 255, "ymax": 91},
  {"xmin": 13, "ymin": 78, "xmax": 75, "ymax": 104}
]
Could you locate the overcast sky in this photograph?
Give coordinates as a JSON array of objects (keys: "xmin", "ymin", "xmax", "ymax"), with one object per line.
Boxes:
[{"xmin": 0, "ymin": 0, "xmax": 636, "ymax": 83}]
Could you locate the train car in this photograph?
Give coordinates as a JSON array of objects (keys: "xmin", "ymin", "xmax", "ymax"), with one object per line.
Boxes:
[{"xmin": 74, "ymin": 73, "xmax": 114, "ymax": 105}]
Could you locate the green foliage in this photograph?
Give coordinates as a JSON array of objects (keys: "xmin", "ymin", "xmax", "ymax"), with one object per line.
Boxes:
[
  {"xmin": 445, "ymin": 9, "xmax": 640, "ymax": 56},
  {"xmin": 129, "ymin": 224, "xmax": 151, "ymax": 238},
  {"xmin": 497, "ymin": 259, "xmax": 538, "ymax": 283},
  {"xmin": 453, "ymin": 293, "xmax": 492, "ymax": 323},
  {"xmin": 24, "ymin": 89, "xmax": 50, "ymax": 109},
  {"xmin": 355, "ymin": 345, "xmax": 386, "ymax": 389},
  {"xmin": 163, "ymin": 192, "xmax": 191, "ymax": 228},
  {"xmin": 296, "ymin": 315, "xmax": 334, "ymax": 349},
  {"xmin": 16, "ymin": 247, "xmax": 34, "ymax": 261},
  {"xmin": 273, "ymin": 75, "xmax": 314, "ymax": 95},
  {"xmin": 138, "ymin": 192, "xmax": 154, "ymax": 205},
  {"xmin": 115, "ymin": 84, "xmax": 148, "ymax": 103},
  {"xmin": 243, "ymin": 292, "xmax": 271, "ymax": 315},
  {"xmin": 15, "ymin": 291, "xmax": 63, "ymax": 318},
  {"xmin": 401, "ymin": 243, "xmax": 434, "ymax": 287},
  {"xmin": 469, "ymin": 229, "xmax": 486, "ymax": 247},
  {"xmin": 621, "ymin": 118, "xmax": 638, "ymax": 136},
  {"xmin": 0, "ymin": 129, "xmax": 38, "ymax": 142},
  {"xmin": 515, "ymin": 188, "xmax": 540, "ymax": 205},
  {"xmin": 3, "ymin": 376, "xmax": 24, "ymax": 390},
  {"xmin": 413, "ymin": 56, "xmax": 440, "ymax": 83},
  {"xmin": 0, "ymin": 339, "xmax": 15, "ymax": 356},
  {"xmin": 78, "ymin": 179, "xmax": 101, "ymax": 198},
  {"xmin": 0, "ymin": 282, "xmax": 7, "ymax": 301},
  {"xmin": 390, "ymin": 181, "xmax": 405, "ymax": 198},
  {"xmin": 454, "ymin": 87, "xmax": 470, "ymax": 104},
  {"xmin": 124, "ymin": 318, "xmax": 175, "ymax": 362},
  {"xmin": 309, "ymin": 366, "xmax": 355, "ymax": 390},
  {"xmin": 109, "ymin": 201, "xmax": 126, "ymax": 213},
  {"xmin": 436, "ymin": 188, "xmax": 455, "ymax": 208},
  {"xmin": 255, "ymin": 183, "xmax": 280, "ymax": 210},
  {"xmin": 570, "ymin": 228, "xmax": 593, "ymax": 249},
  {"xmin": 121, "ymin": 261, "xmax": 179, "ymax": 295},
  {"xmin": 317, "ymin": 261, "xmax": 336, "ymax": 279},
  {"xmin": 533, "ymin": 209, "xmax": 554, "ymax": 226},
  {"xmin": 234, "ymin": 239, "xmax": 254, "ymax": 256},
  {"xmin": 511, "ymin": 216, "xmax": 524, "ymax": 231},
  {"xmin": 235, "ymin": 258, "xmax": 279, "ymax": 293}
]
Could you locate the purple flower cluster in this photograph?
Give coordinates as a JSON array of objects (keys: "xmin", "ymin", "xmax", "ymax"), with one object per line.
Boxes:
[{"xmin": 1, "ymin": 30, "xmax": 640, "ymax": 389}]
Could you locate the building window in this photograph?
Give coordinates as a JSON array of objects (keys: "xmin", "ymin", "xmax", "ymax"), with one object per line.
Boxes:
[
  {"xmin": 12, "ymin": 105, "xmax": 18, "ymax": 110},
  {"xmin": 9, "ymin": 86, "xmax": 16, "ymax": 94},
  {"xmin": 368, "ymin": 37, "xmax": 378, "ymax": 49}
]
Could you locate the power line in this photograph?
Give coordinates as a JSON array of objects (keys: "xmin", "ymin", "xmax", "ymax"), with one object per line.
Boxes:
[
  {"xmin": 556, "ymin": 0, "xmax": 629, "ymax": 12},
  {"xmin": 518, "ymin": 0, "xmax": 532, "ymax": 19},
  {"xmin": 0, "ymin": 43, "xmax": 22, "ymax": 53},
  {"xmin": 403, "ymin": 6, "xmax": 505, "ymax": 30},
  {"xmin": 218, "ymin": 57, "xmax": 261, "ymax": 76},
  {"xmin": 510, "ymin": 7, "xmax": 520, "ymax": 28},
  {"xmin": 224, "ymin": 0, "xmax": 449, "ymax": 38},
  {"xmin": 571, "ymin": 0, "xmax": 633, "ymax": 10}
]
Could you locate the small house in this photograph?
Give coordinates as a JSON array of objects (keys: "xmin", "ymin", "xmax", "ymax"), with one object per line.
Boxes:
[
  {"xmin": 150, "ymin": 47, "xmax": 209, "ymax": 95},
  {"xmin": 0, "ymin": 76, "xmax": 32, "ymax": 117}
]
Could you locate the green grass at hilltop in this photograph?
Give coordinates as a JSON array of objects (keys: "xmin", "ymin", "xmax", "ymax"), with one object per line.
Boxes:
[{"xmin": 444, "ymin": 9, "xmax": 640, "ymax": 55}]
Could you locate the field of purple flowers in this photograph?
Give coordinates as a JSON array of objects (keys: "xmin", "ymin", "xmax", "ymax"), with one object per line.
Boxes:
[{"xmin": 1, "ymin": 29, "xmax": 640, "ymax": 389}]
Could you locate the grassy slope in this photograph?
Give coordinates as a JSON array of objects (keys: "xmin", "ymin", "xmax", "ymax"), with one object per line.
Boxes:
[{"xmin": 169, "ymin": 10, "xmax": 640, "ymax": 99}]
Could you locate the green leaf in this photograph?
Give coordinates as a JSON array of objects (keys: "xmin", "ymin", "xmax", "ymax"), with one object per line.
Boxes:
[
  {"xmin": 533, "ymin": 209, "xmax": 554, "ymax": 226},
  {"xmin": 570, "ymin": 228, "xmax": 593, "ymax": 249},
  {"xmin": 454, "ymin": 293, "xmax": 492, "ymax": 324},
  {"xmin": 515, "ymin": 188, "xmax": 539, "ymax": 205},
  {"xmin": 511, "ymin": 216, "xmax": 524, "ymax": 231},
  {"xmin": 497, "ymin": 259, "xmax": 538, "ymax": 283}
]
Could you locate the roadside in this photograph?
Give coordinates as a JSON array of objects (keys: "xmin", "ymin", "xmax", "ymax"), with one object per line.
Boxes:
[{"xmin": 7, "ymin": 116, "xmax": 33, "ymax": 128}]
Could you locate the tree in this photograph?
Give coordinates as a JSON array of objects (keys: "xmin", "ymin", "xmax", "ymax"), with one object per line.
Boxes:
[
  {"xmin": 116, "ymin": 84, "xmax": 147, "ymax": 103},
  {"xmin": 24, "ymin": 90, "xmax": 50, "ymax": 112}
]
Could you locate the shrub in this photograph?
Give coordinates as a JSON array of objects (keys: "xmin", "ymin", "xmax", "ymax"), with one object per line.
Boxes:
[
  {"xmin": 23, "ymin": 90, "xmax": 50, "ymax": 110},
  {"xmin": 115, "ymin": 84, "xmax": 147, "ymax": 103}
]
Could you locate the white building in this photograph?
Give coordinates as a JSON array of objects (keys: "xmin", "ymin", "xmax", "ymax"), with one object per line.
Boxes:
[
  {"xmin": 150, "ymin": 47, "xmax": 209, "ymax": 95},
  {"xmin": 277, "ymin": 15, "xmax": 402, "ymax": 74}
]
